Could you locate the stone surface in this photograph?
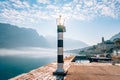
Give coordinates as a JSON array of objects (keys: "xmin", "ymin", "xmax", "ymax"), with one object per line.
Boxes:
[
  {"xmin": 10, "ymin": 56, "xmax": 74, "ymax": 80},
  {"xmin": 65, "ymin": 62, "xmax": 120, "ymax": 80},
  {"xmin": 10, "ymin": 56, "xmax": 120, "ymax": 80}
]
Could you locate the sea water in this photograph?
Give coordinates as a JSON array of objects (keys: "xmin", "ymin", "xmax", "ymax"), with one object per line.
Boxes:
[
  {"xmin": 0, "ymin": 48, "xmax": 57, "ymax": 80},
  {"xmin": 0, "ymin": 47, "xmax": 76, "ymax": 80}
]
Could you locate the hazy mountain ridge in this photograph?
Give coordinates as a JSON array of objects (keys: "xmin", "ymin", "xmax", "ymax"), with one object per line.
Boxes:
[
  {"xmin": 110, "ymin": 32, "xmax": 120, "ymax": 41},
  {"xmin": 0, "ymin": 23, "xmax": 88, "ymax": 49},
  {"xmin": 0, "ymin": 23, "xmax": 49, "ymax": 48},
  {"xmin": 45, "ymin": 36, "xmax": 88, "ymax": 50}
]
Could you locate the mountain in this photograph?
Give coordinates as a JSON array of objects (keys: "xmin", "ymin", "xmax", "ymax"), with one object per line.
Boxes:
[
  {"xmin": 0, "ymin": 23, "xmax": 88, "ymax": 49},
  {"xmin": 0, "ymin": 23, "xmax": 49, "ymax": 48},
  {"xmin": 64, "ymin": 38, "xmax": 88, "ymax": 50},
  {"xmin": 110, "ymin": 32, "xmax": 120, "ymax": 41},
  {"xmin": 45, "ymin": 36, "xmax": 88, "ymax": 50},
  {"xmin": 67, "ymin": 32, "xmax": 120, "ymax": 54}
]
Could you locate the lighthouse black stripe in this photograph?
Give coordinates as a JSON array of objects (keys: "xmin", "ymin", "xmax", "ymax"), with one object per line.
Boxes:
[
  {"xmin": 58, "ymin": 40, "xmax": 63, "ymax": 47},
  {"xmin": 57, "ymin": 55, "xmax": 63, "ymax": 63},
  {"xmin": 57, "ymin": 25, "xmax": 64, "ymax": 32}
]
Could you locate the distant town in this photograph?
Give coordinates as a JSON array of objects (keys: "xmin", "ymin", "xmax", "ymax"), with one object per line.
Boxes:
[{"xmin": 67, "ymin": 34, "xmax": 120, "ymax": 64}]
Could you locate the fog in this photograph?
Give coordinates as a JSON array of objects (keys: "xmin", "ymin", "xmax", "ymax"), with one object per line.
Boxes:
[{"xmin": 0, "ymin": 47, "xmax": 57, "ymax": 58}]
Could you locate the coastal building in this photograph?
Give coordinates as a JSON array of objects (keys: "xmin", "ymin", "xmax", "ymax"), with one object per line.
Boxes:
[
  {"xmin": 97, "ymin": 37, "xmax": 115, "ymax": 53},
  {"xmin": 113, "ymin": 50, "xmax": 120, "ymax": 56}
]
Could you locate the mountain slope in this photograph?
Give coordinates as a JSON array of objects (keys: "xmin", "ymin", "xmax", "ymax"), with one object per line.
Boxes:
[
  {"xmin": 110, "ymin": 32, "xmax": 120, "ymax": 41},
  {"xmin": 45, "ymin": 36, "xmax": 88, "ymax": 50},
  {"xmin": 0, "ymin": 23, "xmax": 49, "ymax": 48}
]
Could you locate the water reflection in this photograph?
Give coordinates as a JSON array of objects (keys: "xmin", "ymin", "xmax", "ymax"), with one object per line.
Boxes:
[{"xmin": 75, "ymin": 60, "xmax": 90, "ymax": 63}]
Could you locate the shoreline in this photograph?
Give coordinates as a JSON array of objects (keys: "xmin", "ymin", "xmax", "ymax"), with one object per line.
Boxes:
[
  {"xmin": 10, "ymin": 56, "xmax": 120, "ymax": 80},
  {"xmin": 10, "ymin": 56, "xmax": 74, "ymax": 80}
]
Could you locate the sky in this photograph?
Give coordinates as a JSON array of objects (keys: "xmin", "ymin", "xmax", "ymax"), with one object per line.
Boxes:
[{"xmin": 0, "ymin": 0, "xmax": 120, "ymax": 45}]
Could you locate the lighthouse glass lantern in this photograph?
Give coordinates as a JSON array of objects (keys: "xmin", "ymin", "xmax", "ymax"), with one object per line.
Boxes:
[{"xmin": 57, "ymin": 15, "xmax": 66, "ymax": 32}]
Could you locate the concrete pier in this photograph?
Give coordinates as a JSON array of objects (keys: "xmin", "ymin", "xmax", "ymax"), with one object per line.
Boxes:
[
  {"xmin": 10, "ymin": 56, "xmax": 74, "ymax": 80},
  {"xmin": 10, "ymin": 56, "xmax": 120, "ymax": 80},
  {"xmin": 65, "ymin": 62, "xmax": 120, "ymax": 80}
]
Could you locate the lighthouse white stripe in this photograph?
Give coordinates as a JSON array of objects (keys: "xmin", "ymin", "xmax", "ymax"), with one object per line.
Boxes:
[
  {"xmin": 58, "ymin": 47, "xmax": 63, "ymax": 55},
  {"xmin": 57, "ymin": 63, "xmax": 63, "ymax": 69},
  {"xmin": 58, "ymin": 32, "xmax": 63, "ymax": 40}
]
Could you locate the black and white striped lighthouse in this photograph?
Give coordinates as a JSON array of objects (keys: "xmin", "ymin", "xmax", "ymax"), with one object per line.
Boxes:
[{"xmin": 53, "ymin": 15, "xmax": 66, "ymax": 75}]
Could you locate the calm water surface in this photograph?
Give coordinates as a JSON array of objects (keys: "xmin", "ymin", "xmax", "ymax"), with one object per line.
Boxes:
[{"xmin": 0, "ymin": 48, "xmax": 75, "ymax": 80}]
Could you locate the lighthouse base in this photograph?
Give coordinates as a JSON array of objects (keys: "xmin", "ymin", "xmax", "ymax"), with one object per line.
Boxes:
[{"xmin": 53, "ymin": 69, "xmax": 66, "ymax": 76}]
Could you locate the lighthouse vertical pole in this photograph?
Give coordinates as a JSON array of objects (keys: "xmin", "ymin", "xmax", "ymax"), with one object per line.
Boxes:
[{"xmin": 53, "ymin": 15, "xmax": 66, "ymax": 75}]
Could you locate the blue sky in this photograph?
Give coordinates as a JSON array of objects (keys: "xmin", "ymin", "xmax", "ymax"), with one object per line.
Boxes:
[{"xmin": 0, "ymin": 0, "xmax": 120, "ymax": 45}]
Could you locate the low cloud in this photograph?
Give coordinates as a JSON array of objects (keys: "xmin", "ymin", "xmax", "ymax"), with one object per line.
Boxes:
[{"xmin": 0, "ymin": 48, "xmax": 56, "ymax": 58}]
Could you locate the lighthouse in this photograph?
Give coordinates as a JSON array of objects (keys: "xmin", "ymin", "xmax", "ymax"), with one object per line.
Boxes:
[{"xmin": 53, "ymin": 15, "xmax": 66, "ymax": 75}]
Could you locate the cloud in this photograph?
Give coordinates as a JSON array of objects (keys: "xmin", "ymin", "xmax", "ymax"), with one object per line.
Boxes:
[
  {"xmin": 9, "ymin": 0, "xmax": 30, "ymax": 9},
  {"xmin": 0, "ymin": 0, "xmax": 120, "ymax": 27},
  {"xmin": 101, "ymin": 6, "xmax": 116, "ymax": 17},
  {"xmin": 37, "ymin": 0, "xmax": 50, "ymax": 4}
]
